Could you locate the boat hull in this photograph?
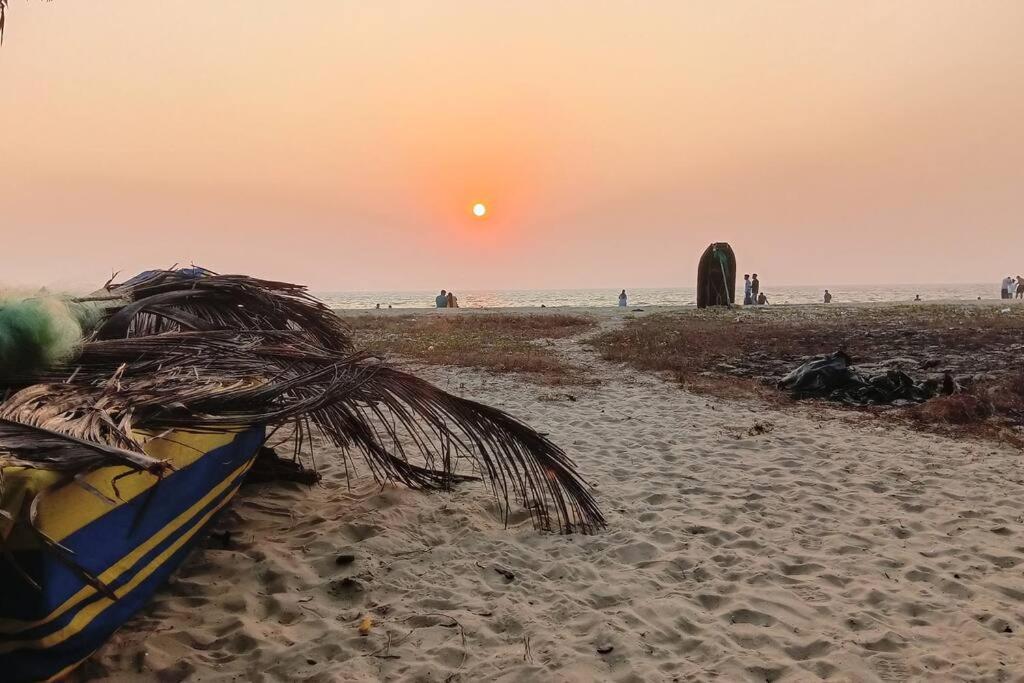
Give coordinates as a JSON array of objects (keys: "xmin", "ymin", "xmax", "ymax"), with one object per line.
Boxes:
[
  {"xmin": 696, "ymin": 242, "xmax": 737, "ymax": 308},
  {"xmin": 0, "ymin": 426, "xmax": 265, "ymax": 682}
]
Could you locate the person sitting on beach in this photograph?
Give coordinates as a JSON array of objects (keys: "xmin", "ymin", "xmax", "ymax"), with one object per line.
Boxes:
[
  {"xmin": 914, "ymin": 294, "xmax": 922, "ymax": 301},
  {"xmin": 823, "ymin": 289, "xmax": 832, "ymax": 304},
  {"xmin": 757, "ymin": 292, "xmax": 769, "ymax": 305},
  {"xmin": 743, "ymin": 274, "xmax": 753, "ymax": 305},
  {"xmin": 435, "ymin": 290, "xmax": 448, "ymax": 308},
  {"xmin": 618, "ymin": 290, "xmax": 628, "ymax": 307},
  {"xmin": 447, "ymin": 291, "xmax": 459, "ymax": 308}
]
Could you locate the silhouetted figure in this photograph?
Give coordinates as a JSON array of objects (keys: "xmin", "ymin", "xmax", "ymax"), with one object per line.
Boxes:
[
  {"xmin": 757, "ymin": 292, "xmax": 769, "ymax": 305},
  {"xmin": 618, "ymin": 290, "xmax": 628, "ymax": 307},
  {"xmin": 823, "ymin": 289, "xmax": 832, "ymax": 304},
  {"xmin": 435, "ymin": 290, "xmax": 448, "ymax": 308}
]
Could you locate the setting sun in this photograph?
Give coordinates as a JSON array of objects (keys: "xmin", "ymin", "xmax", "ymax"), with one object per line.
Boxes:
[{"xmin": 472, "ymin": 202, "xmax": 487, "ymax": 217}]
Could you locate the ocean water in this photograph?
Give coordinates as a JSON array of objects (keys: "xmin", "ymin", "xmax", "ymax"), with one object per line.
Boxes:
[{"xmin": 318, "ymin": 283, "xmax": 1001, "ymax": 310}]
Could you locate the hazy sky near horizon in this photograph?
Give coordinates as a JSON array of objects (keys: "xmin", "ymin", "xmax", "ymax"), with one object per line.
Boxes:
[{"xmin": 2, "ymin": 1, "xmax": 1023, "ymax": 292}]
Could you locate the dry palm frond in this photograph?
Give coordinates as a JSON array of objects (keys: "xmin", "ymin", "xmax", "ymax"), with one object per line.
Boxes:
[
  {"xmin": 1, "ymin": 269, "xmax": 603, "ymax": 533},
  {"xmin": 11, "ymin": 328, "xmax": 603, "ymax": 532},
  {"xmin": 0, "ymin": 270, "xmax": 603, "ymax": 610},
  {"xmin": 0, "ymin": 416, "xmax": 165, "ymax": 475},
  {"xmin": 92, "ymin": 269, "xmax": 352, "ymax": 349}
]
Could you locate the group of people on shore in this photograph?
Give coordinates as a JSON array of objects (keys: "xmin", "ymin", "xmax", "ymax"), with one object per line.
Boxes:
[
  {"xmin": 427, "ymin": 276, "xmax": 1024, "ymax": 311},
  {"xmin": 1001, "ymin": 275, "xmax": 1023, "ymax": 300},
  {"xmin": 434, "ymin": 289, "xmax": 460, "ymax": 308},
  {"xmin": 743, "ymin": 274, "xmax": 768, "ymax": 305}
]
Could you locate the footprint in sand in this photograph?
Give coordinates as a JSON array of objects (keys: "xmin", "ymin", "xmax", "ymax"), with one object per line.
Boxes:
[
  {"xmin": 790, "ymin": 583, "xmax": 830, "ymax": 605},
  {"xmin": 780, "ymin": 562, "xmax": 825, "ymax": 576},
  {"xmin": 695, "ymin": 593, "xmax": 730, "ymax": 611},
  {"xmin": 862, "ymin": 631, "xmax": 907, "ymax": 653},
  {"xmin": 783, "ymin": 639, "xmax": 833, "ymax": 661},
  {"xmin": 872, "ymin": 655, "xmax": 912, "ymax": 682},
  {"xmin": 724, "ymin": 608, "xmax": 776, "ymax": 627},
  {"xmin": 796, "ymin": 536, "xmax": 824, "ymax": 551}
]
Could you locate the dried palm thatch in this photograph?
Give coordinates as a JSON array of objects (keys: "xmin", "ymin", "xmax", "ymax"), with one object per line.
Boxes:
[
  {"xmin": 92, "ymin": 267, "xmax": 353, "ymax": 347},
  {"xmin": 0, "ymin": 270, "xmax": 604, "ymax": 536}
]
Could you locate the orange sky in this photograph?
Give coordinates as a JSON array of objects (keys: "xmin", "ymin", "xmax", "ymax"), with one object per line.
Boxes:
[{"xmin": 2, "ymin": 1, "xmax": 1023, "ymax": 291}]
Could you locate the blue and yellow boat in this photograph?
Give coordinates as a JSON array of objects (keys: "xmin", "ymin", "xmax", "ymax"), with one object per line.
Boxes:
[{"xmin": 0, "ymin": 426, "xmax": 265, "ymax": 682}]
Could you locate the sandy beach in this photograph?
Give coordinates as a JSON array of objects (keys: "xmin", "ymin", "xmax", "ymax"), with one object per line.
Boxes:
[{"xmin": 79, "ymin": 305, "xmax": 1024, "ymax": 682}]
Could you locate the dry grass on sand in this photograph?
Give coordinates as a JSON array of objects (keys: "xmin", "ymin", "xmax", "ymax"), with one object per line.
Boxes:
[
  {"xmin": 340, "ymin": 312, "xmax": 596, "ymax": 385},
  {"xmin": 590, "ymin": 304, "xmax": 1024, "ymax": 443}
]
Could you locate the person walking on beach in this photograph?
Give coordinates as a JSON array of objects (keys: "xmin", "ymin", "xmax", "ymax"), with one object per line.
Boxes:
[
  {"xmin": 751, "ymin": 274, "xmax": 760, "ymax": 303},
  {"xmin": 743, "ymin": 274, "xmax": 753, "ymax": 305},
  {"xmin": 823, "ymin": 289, "xmax": 832, "ymax": 303},
  {"xmin": 1017, "ymin": 276, "xmax": 1024, "ymax": 299},
  {"xmin": 618, "ymin": 290, "xmax": 628, "ymax": 307},
  {"xmin": 435, "ymin": 290, "xmax": 448, "ymax": 308},
  {"xmin": 446, "ymin": 291, "xmax": 459, "ymax": 308}
]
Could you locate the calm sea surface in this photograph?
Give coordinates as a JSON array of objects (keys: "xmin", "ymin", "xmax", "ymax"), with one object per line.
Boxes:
[{"xmin": 319, "ymin": 283, "xmax": 1001, "ymax": 310}]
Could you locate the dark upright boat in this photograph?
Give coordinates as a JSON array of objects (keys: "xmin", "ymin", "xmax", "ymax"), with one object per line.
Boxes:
[{"xmin": 696, "ymin": 242, "xmax": 736, "ymax": 308}]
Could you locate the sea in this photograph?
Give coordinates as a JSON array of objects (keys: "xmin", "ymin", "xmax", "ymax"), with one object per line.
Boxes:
[{"xmin": 317, "ymin": 283, "xmax": 1001, "ymax": 310}]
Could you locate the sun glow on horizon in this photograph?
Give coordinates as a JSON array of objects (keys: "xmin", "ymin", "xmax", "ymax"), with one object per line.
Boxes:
[{"xmin": 472, "ymin": 202, "xmax": 487, "ymax": 217}]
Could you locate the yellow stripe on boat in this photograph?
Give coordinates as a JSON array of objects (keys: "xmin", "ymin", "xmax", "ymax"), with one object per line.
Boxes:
[
  {"xmin": 0, "ymin": 425, "xmax": 266, "ymax": 682},
  {"xmin": 1, "ymin": 430, "xmax": 239, "ymax": 545},
  {"xmin": 0, "ymin": 452, "xmax": 252, "ymax": 634},
  {"xmin": 0, "ymin": 457, "xmax": 254, "ymax": 653}
]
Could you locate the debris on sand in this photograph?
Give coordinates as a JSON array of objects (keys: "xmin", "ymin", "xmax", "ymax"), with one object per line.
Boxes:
[{"xmin": 777, "ymin": 351, "xmax": 956, "ymax": 406}]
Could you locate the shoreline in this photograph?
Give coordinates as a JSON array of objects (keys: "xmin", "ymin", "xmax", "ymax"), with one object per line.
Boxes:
[{"xmin": 335, "ymin": 298, "xmax": 1022, "ymax": 315}]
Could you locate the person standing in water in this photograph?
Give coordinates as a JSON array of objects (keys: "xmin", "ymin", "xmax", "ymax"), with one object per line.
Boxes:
[
  {"xmin": 618, "ymin": 290, "xmax": 628, "ymax": 307},
  {"xmin": 751, "ymin": 274, "xmax": 760, "ymax": 303},
  {"xmin": 743, "ymin": 274, "xmax": 753, "ymax": 305},
  {"xmin": 823, "ymin": 289, "xmax": 832, "ymax": 303},
  {"xmin": 435, "ymin": 290, "xmax": 448, "ymax": 308}
]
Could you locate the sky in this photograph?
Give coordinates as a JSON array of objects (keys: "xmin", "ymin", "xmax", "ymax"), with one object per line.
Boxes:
[{"xmin": 2, "ymin": 1, "xmax": 1023, "ymax": 292}]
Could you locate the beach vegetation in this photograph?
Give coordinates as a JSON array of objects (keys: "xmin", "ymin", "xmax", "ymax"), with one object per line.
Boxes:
[
  {"xmin": 590, "ymin": 305, "xmax": 1024, "ymax": 443},
  {"xmin": 342, "ymin": 313, "xmax": 597, "ymax": 385}
]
